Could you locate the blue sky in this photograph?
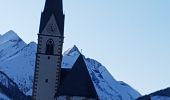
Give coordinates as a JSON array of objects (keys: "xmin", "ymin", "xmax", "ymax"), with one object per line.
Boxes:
[{"xmin": 0, "ymin": 0, "xmax": 170, "ymax": 95}]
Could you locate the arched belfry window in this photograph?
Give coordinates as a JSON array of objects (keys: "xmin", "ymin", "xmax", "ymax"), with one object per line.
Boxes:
[{"xmin": 46, "ymin": 39, "xmax": 54, "ymax": 55}]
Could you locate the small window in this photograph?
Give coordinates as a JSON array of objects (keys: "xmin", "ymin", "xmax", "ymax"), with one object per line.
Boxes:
[
  {"xmin": 48, "ymin": 56, "xmax": 50, "ymax": 59},
  {"xmin": 45, "ymin": 79, "xmax": 48, "ymax": 83}
]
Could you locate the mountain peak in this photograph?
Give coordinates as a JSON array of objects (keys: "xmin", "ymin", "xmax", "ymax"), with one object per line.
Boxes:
[
  {"xmin": 6, "ymin": 30, "xmax": 15, "ymax": 33},
  {"xmin": 63, "ymin": 45, "xmax": 80, "ymax": 56},
  {"xmin": 2, "ymin": 30, "xmax": 19, "ymax": 38},
  {"xmin": 72, "ymin": 45, "xmax": 80, "ymax": 52},
  {"xmin": 0, "ymin": 30, "xmax": 25, "ymax": 45},
  {"xmin": 28, "ymin": 41, "xmax": 37, "ymax": 46},
  {"xmin": 62, "ymin": 45, "xmax": 81, "ymax": 69}
]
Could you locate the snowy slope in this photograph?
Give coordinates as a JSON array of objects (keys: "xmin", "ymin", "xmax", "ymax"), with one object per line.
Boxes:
[
  {"xmin": 0, "ymin": 71, "xmax": 13, "ymax": 100},
  {"xmin": 85, "ymin": 58, "xmax": 140, "ymax": 100},
  {"xmin": 62, "ymin": 45, "xmax": 80, "ymax": 69},
  {"xmin": 0, "ymin": 71, "xmax": 30, "ymax": 100},
  {"xmin": 0, "ymin": 42, "xmax": 36, "ymax": 94},
  {"xmin": 0, "ymin": 31, "xmax": 141, "ymax": 100}
]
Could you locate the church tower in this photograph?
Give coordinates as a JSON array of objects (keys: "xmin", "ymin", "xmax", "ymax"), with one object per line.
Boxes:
[{"xmin": 32, "ymin": 0, "xmax": 64, "ymax": 100}]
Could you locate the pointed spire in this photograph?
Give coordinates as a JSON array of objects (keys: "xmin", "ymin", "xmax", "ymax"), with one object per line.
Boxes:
[
  {"xmin": 39, "ymin": 0, "xmax": 65, "ymax": 35},
  {"xmin": 44, "ymin": 0, "xmax": 63, "ymax": 13}
]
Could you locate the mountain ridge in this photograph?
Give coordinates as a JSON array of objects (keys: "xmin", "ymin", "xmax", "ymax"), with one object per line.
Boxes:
[
  {"xmin": 0, "ymin": 30, "xmax": 141, "ymax": 99},
  {"xmin": 0, "ymin": 30, "xmax": 169, "ymax": 100},
  {"xmin": 137, "ymin": 87, "xmax": 170, "ymax": 100}
]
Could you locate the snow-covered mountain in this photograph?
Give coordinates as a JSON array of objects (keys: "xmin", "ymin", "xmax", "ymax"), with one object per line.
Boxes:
[
  {"xmin": 151, "ymin": 87, "xmax": 170, "ymax": 100},
  {"xmin": 0, "ymin": 30, "xmax": 26, "ymax": 62},
  {"xmin": 0, "ymin": 30, "xmax": 142, "ymax": 100},
  {"xmin": 0, "ymin": 30, "xmax": 36, "ymax": 95}
]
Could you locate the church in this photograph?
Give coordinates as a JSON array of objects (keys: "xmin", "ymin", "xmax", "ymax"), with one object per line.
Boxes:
[{"xmin": 32, "ymin": 0, "xmax": 98, "ymax": 100}]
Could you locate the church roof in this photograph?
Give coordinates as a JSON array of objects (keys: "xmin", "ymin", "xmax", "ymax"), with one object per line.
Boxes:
[
  {"xmin": 56, "ymin": 54, "xmax": 98, "ymax": 98},
  {"xmin": 39, "ymin": 0, "xmax": 65, "ymax": 34}
]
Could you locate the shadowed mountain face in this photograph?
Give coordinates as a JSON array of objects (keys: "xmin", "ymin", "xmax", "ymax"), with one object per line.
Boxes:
[
  {"xmin": 150, "ymin": 87, "xmax": 170, "ymax": 97},
  {"xmin": 0, "ymin": 31, "xmax": 169, "ymax": 100},
  {"xmin": 136, "ymin": 88, "xmax": 170, "ymax": 100},
  {"xmin": 0, "ymin": 71, "xmax": 31, "ymax": 100}
]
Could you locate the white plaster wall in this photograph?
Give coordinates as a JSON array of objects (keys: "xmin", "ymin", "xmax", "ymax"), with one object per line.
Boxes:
[{"xmin": 35, "ymin": 54, "xmax": 60, "ymax": 100}]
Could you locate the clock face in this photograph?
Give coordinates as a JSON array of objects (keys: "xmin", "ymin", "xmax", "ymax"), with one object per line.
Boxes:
[{"xmin": 46, "ymin": 24, "xmax": 56, "ymax": 33}]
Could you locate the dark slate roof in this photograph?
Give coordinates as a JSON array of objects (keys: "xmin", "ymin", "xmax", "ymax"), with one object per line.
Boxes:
[
  {"xmin": 60, "ymin": 68, "xmax": 71, "ymax": 85},
  {"xmin": 136, "ymin": 95, "xmax": 151, "ymax": 100},
  {"xmin": 57, "ymin": 54, "xmax": 98, "ymax": 98},
  {"xmin": 39, "ymin": 0, "xmax": 65, "ymax": 34}
]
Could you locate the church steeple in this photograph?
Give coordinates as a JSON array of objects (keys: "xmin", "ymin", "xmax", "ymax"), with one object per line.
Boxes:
[
  {"xmin": 44, "ymin": 0, "xmax": 63, "ymax": 12},
  {"xmin": 39, "ymin": 0, "xmax": 65, "ymax": 35},
  {"xmin": 32, "ymin": 0, "xmax": 65, "ymax": 100}
]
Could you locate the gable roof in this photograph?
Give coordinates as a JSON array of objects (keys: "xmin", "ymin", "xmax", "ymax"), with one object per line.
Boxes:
[{"xmin": 57, "ymin": 54, "xmax": 98, "ymax": 98}]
